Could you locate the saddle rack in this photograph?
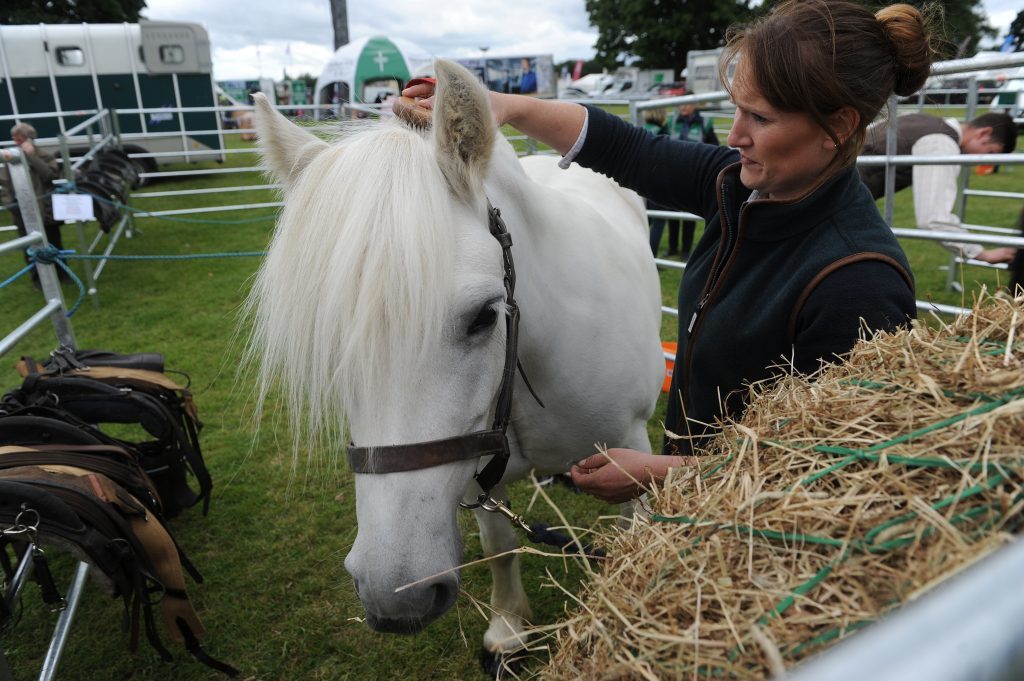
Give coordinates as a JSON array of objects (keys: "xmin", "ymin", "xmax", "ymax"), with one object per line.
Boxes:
[{"xmin": 1, "ymin": 543, "xmax": 90, "ymax": 681}]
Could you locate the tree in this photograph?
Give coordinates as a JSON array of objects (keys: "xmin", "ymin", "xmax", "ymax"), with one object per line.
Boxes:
[
  {"xmin": 916, "ymin": 0, "xmax": 995, "ymax": 57},
  {"xmin": 2, "ymin": 0, "xmax": 145, "ymax": 24},
  {"xmin": 556, "ymin": 58, "xmax": 607, "ymax": 79},
  {"xmin": 1008, "ymin": 9, "xmax": 1024, "ymax": 52},
  {"xmin": 585, "ymin": 0, "xmax": 754, "ymax": 76},
  {"xmin": 586, "ymin": 0, "xmax": 996, "ymax": 79},
  {"xmin": 754, "ymin": 0, "xmax": 994, "ymax": 58}
]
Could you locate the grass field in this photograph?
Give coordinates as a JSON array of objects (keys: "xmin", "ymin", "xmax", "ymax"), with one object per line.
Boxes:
[{"xmin": 0, "ymin": 122, "xmax": 1020, "ymax": 681}]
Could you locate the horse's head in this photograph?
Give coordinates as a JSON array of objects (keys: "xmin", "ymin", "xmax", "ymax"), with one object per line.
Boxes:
[{"xmin": 248, "ymin": 61, "xmax": 511, "ymax": 632}]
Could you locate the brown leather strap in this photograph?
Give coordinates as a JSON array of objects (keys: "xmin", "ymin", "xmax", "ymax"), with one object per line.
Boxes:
[
  {"xmin": 345, "ymin": 202, "xmax": 521, "ymax": 495},
  {"xmin": 0, "ymin": 444, "xmax": 135, "ymax": 457},
  {"xmin": 347, "ymin": 430, "xmax": 508, "ymax": 474},
  {"xmin": 15, "ymin": 361, "xmax": 186, "ymax": 393},
  {"xmin": 787, "ymin": 252, "xmax": 914, "ymax": 344}
]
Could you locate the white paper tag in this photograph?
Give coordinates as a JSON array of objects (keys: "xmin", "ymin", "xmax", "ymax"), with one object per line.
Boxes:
[{"xmin": 52, "ymin": 194, "xmax": 95, "ymax": 222}]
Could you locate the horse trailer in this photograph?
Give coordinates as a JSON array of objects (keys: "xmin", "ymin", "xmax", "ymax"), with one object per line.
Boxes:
[{"xmin": 0, "ymin": 20, "xmax": 224, "ymax": 170}]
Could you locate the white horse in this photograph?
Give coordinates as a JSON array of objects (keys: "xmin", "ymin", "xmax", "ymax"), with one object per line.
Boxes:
[{"xmin": 247, "ymin": 60, "xmax": 663, "ymax": 663}]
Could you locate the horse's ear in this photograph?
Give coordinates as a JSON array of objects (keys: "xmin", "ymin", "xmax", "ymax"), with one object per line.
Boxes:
[
  {"xmin": 252, "ymin": 93, "xmax": 329, "ymax": 189},
  {"xmin": 432, "ymin": 59, "xmax": 496, "ymax": 199}
]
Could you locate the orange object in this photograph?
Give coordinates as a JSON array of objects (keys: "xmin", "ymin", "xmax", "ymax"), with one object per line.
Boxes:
[
  {"xmin": 661, "ymin": 341, "xmax": 677, "ymax": 393},
  {"xmin": 975, "ymin": 164, "xmax": 995, "ymax": 176}
]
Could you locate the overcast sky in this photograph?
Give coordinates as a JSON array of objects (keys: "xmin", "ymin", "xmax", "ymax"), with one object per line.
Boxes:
[{"xmin": 143, "ymin": 0, "xmax": 1021, "ymax": 81}]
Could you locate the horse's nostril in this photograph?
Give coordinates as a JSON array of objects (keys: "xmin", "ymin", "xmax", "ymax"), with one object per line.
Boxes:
[
  {"xmin": 430, "ymin": 579, "xmax": 457, "ymax": 615},
  {"xmin": 431, "ymin": 583, "xmax": 446, "ymax": 608}
]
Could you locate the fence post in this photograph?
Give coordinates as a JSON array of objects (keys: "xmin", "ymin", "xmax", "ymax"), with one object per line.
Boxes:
[
  {"xmin": 59, "ymin": 133, "xmax": 98, "ymax": 300},
  {"xmin": 946, "ymin": 76, "xmax": 980, "ymax": 292},
  {"xmin": 883, "ymin": 94, "xmax": 899, "ymax": 227},
  {"xmin": 110, "ymin": 108, "xmax": 137, "ymax": 239},
  {"xmin": 3, "ymin": 147, "xmax": 76, "ymax": 349}
]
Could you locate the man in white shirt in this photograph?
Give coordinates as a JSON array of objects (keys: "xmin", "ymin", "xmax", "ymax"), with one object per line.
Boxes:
[{"xmin": 859, "ymin": 112, "xmax": 1018, "ymax": 263}]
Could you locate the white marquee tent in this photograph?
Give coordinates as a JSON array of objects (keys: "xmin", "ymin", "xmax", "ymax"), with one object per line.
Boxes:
[{"xmin": 314, "ymin": 35, "xmax": 432, "ymax": 118}]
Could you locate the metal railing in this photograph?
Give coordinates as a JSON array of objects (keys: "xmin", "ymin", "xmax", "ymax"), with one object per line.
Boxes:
[
  {"xmin": 54, "ymin": 108, "xmax": 136, "ymax": 298},
  {"xmin": 785, "ymin": 538, "xmax": 1024, "ymax": 681},
  {"xmin": 0, "ymin": 146, "xmax": 89, "ymax": 681}
]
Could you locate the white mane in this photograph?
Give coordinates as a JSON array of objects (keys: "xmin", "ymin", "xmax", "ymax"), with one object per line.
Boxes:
[{"xmin": 246, "ymin": 120, "xmax": 459, "ymax": 444}]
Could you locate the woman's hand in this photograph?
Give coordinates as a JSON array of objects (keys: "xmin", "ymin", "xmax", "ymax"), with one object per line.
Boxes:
[
  {"xmin": 400, "ymin": 80, "xmax": 511, "ymax": 126},
  {"xmin": 976, "ymin": 247, "xmax": 1017, "ymax": 264},
  {"xmin": 400, "ymin": 81, "xmax": 436, "ymax": 110},
  {"xmin": 399, "ymin": 74, "xmax": 584, "ymax": 156},
  {"xmin": 570, "ymin": 448, "xmax": 692, "ymax": 504}
]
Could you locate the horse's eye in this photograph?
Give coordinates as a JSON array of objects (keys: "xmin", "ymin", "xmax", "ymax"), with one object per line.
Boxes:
[{"xmin": 468, "ymin": 306, "xmax": 499, "ymax": 335}]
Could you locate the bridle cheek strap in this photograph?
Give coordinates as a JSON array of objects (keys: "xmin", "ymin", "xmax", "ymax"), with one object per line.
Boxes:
[{"xmin": 345, "ymin": 201, "xmax": 522, "ymax": 496}]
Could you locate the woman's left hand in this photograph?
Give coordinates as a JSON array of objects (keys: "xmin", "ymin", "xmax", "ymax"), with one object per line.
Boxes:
[
  {"xmin": 976, "ymin": 247, "xmax": 1017, "ymax": 264},
  {"xmin": 570, "ymin": 448, "xmax": 682, "ymax": 504}
]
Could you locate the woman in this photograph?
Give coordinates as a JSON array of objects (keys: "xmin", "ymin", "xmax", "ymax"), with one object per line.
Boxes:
[{"xmin": 403, "ymin": 1, "xmax": 934, "ymax": 503}]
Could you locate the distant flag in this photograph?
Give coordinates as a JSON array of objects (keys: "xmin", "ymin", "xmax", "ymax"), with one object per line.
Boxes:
[
  {"xmin": 573, "ymin": 59, "xmax": 584, "ymax": 80},
  {"xmin": 999, "ymin": 34, "xmax": 1014, "ymax": 53}
]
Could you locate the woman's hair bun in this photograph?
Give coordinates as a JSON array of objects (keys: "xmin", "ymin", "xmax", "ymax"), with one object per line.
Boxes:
[{"xmin": 876, "ymin": 3, "xmax": 935, "ymax": 96}]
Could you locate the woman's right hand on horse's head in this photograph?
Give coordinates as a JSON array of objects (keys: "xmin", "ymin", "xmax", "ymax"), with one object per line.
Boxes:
[
  {"xmin": 401, "ymin": 81, "xmax": 436, "ymax": 110},
  {"xmin": 400, "ymin": 81, "xmax": 509, "ymax": 126}
]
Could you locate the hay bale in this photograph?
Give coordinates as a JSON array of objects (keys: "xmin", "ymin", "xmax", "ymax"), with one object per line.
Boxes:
[{"xmin": 543, "ymin": 292, "xmax": 1024, "ymax": 680}]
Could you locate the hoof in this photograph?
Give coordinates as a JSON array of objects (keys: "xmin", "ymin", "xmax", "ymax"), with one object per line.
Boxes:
[{"xmin": 480, "ymin": 647, "xmax": 526, "ymax": 679}]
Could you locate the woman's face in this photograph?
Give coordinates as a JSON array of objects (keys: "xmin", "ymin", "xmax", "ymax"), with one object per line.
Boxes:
[{"xmin": 726, "ymin": 61, "xmax": 835, "ymax": 201}]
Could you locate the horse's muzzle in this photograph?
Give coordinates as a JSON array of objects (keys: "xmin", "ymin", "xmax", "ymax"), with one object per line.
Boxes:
[{"xmin": 352, "ymin": 574, "xmax": 460, "ymax": 634}]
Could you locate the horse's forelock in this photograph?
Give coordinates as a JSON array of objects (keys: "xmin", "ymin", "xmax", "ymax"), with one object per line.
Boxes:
[{"xmin": 250, "ymin": 121, "xmax": 459, "ymax": 445}]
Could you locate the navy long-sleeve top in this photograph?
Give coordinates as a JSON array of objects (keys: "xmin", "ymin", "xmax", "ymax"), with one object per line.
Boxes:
[{"xmin": 575, "ymin": 105, "xmax": 917, "ymax": 453}]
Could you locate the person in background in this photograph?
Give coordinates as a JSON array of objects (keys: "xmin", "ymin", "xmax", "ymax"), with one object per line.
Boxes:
[
  {"xmin": 518, "ymin": 58, "xmax": 537, "ymax": 95},
  {"xmin": 642, "ymin": 108, "xmax": 679, "ymax": 258},
  {"xmin": 859, "ymin": 112, "xmax": 1018, "ymax": 264},
  {"xmin": 671, "ymin": 102, "xmax": 721, "ymax": 259},
  {"xmin": 402, "ymin": 0, "xmax": 933, "ymax": 503},
  {"xmin": 0, "ymin": 122, "xmax": 65, "ymax": 288}
]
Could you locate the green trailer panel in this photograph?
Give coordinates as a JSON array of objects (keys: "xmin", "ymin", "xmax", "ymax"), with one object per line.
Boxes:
[
  {"xmin": 54, "ymin": 75, "xmax": 97, "ymax": 133},
  {"xmin": 97, "ymin": 73, "xmax": 144, "ymax": 134},
  {"xmin": 177, "ymin": 73, "xmax": 218, "ymax": 149},
  {"xmin": 137, "ymin": 73, "xmax": 182, "ymax": 136},
  {"xmin": 9, "ymin": 77, "xmax": 58, "ymax": 139}
]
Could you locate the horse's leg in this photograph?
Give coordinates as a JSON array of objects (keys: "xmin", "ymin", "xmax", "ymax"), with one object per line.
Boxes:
[
  {"xmin": 619, "ymin": 422, "xmax": 657, "ymax": 525},
  {"xmin": 471, "ymin": 483, "xmax": 533, "ymax": 657}
]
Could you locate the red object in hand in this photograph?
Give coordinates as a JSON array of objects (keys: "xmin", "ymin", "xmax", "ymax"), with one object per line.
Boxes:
[{"xmin": 405, "ymin": 77, "xmax": 437, "ymax": 89}]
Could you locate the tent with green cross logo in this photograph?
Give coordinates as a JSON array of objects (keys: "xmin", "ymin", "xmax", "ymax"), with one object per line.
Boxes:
[{"xmin": 313, "ymin": 35, "xmax": 432, "ymax": 118}]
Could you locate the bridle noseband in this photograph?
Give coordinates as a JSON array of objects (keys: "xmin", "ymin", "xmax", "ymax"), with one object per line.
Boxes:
[{"xmin": 346, "ymin": 200, "xmax": 540, "ymax": 527}]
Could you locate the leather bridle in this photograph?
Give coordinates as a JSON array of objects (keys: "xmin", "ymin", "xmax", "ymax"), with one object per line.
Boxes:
[{"xmin": 346, "ymin": 200, "xmax": 540, "ymax": 524}]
